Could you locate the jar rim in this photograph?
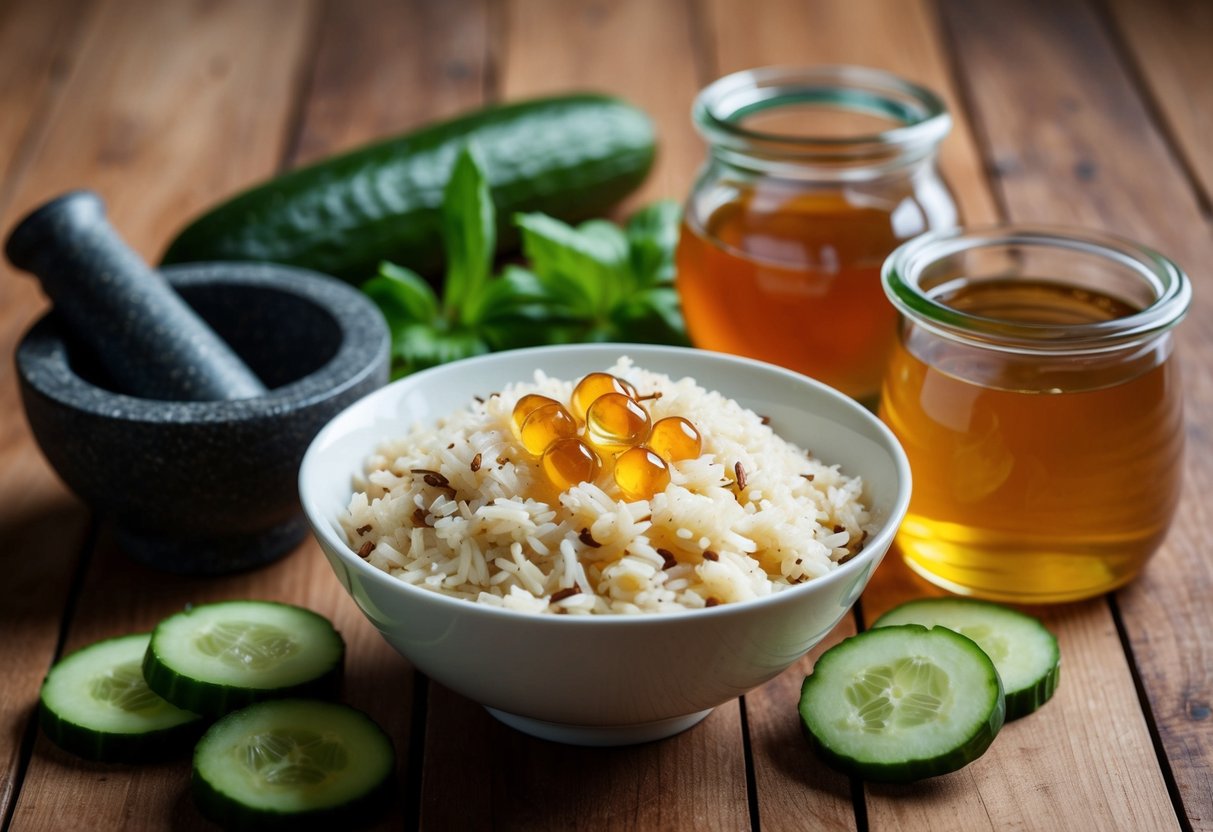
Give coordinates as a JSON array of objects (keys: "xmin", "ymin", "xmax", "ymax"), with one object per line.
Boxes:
[
  {"xmin": 693, "ymin": 65, "xmax": 952, "ymax": 165},
  {"xmin": 882, "ymin": 225, "xmax": 1192, "ymax": 354}
]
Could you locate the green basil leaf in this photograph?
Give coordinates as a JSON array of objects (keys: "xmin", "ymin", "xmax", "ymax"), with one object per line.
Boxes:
[
  {"xmin": 467, "ymin": 266, "xmax": 556, "ymax": 324},
  {"xmin": 362, "ymin": 262, "xmax": 440, "ymax": 332},
  {"xmin": 609, "ymin": 286, "xmax": 691, "ymax": 346},
  {"xmin": 392, "ymin": 323, "xmax": 490, "ymax": 377},
  {"xmin": 515, "ymin": 212, "xmax": 629, "ymax": 314},
  {"xmin": 442, "ymin": 145, "xmax": 495, "ymax": 323},
  {"xmin": 627, "ymin": 200, "xmax": 682, "ymax": 286}
]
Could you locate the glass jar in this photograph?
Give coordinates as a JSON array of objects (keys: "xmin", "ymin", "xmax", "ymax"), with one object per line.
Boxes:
[
  {"xmin": 879, "ymin": 226, "xmax": 1191, "ymax": 603},
  {"xmin": 677, "ymin": 66, "xmax": 958, "ymax": 407}
]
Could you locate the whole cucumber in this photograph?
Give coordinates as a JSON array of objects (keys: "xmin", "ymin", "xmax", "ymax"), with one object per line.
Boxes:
[{"xmin": 161, "ymin": 94, "xmax": 656, "ymax": 282}]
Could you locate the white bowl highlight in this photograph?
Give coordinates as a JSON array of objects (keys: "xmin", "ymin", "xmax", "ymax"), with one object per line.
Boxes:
[{"xmin": 300, "ymin": 344, "xmax": 910, "ymax": 746}]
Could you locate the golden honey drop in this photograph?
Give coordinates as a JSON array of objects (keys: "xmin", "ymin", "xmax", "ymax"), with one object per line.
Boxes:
[
  {"xmin": 614, "ymin": 446, "xmax": 670, "ymax": 501},
  {"xmin": 519, "ymin": 402, "xmax": 577, "ymax": 455},
  {"xmin": 571, "ymin": 372, "xmax": 636, "ymax": 420},
  {"xmin": 542, "ymin": 437, "xmax": 604, "ymax": 492},
  {"xmin": 648, "ymin": 417, "xmax": 702, "ymax": 462},
  {"xmin": 512, "ymin": 394, "xmax": 560, "ymax": 437},
  {"xmin": 585, "ymin": 393, "xmax": 651, "ymax": 452}
]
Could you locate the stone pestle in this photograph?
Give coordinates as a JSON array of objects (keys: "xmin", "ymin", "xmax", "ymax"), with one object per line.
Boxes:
[{"xmin": 4, "ymin": 190, "xmax": 266, "ymax": 401}]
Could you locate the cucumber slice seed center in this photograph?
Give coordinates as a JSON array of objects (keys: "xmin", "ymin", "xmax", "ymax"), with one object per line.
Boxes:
[
  {"xmin": 237, "ymin": 729, "xmax": 350, "ymax": 787},
  {"xmin": 194, "ymin": 622, "xmax": 301, "ymax": 671},
  {"xmin": 843, "ymin": 656, "xmax": 952, "ymax": 733},
  {"xmin": 89, "ymin": 661, "xmax": 172, "ymax": 714}
]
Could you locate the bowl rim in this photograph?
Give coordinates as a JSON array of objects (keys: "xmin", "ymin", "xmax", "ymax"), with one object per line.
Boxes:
[{"xmin": 299, "ymin": 343, "xmax": 912, "ymax": 625}]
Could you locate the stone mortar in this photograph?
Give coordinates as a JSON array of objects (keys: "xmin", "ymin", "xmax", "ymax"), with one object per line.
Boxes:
[{"xmin": 16, "ymin": 262, "xmax": 390, "ymax": 574}]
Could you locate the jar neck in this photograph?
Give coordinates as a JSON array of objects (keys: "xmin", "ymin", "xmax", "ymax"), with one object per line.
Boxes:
[
  {"xmin": 706, "ymin": 144, "xmax": 943, "ymax": 184},
  {"xmin": 694, "ymin": 65, "xmax": 952, "ymax": 184},
  {"xmin": 882, "ymin": 226, "xmax": 1192, "ymax": 358}
]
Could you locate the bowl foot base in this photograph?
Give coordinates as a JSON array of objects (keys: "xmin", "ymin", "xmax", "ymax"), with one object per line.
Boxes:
[
  {"xmin": 115, "ymin": 513, "xmax": 308, "ymax": 575},
  {"xmin": 485, "ymin": 707, "xmax": 714, "ymax": 746}
]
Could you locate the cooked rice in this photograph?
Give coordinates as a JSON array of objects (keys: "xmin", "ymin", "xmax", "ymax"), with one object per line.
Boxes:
[{"xmin": 342, "ymin": 358, "xmax": 873, "ymax": 615}]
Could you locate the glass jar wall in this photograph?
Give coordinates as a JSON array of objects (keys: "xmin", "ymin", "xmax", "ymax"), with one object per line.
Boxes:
[
  {"xmin": 879, "ymin": 226, "xmax": 1191, "ymax": 602},
  {"xmin": 677, "ymin": 65, "xmax": 959, "ymax": 407}
]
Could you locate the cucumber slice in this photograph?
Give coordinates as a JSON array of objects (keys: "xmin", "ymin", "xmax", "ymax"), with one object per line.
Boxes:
[
  {"xmin": 874, "ymin": 598, "xmax": 1060, "ymax": 720},
  {"xmin": 799, "ymin": 625, "xmax": 1005, "ymax": 782},
  {"xmin": 192, "ymin": 700, "xmax": 394, "ymax": 831},
  {"xmin": 39, "ymin": 633, "xmax": 203, "ymax": 762},
  {"xmin": 144, "ymin": 601, "xmax": 344, "ymax": 717}
]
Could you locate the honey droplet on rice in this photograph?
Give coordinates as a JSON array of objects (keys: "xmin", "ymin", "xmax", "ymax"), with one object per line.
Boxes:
[
  {"xmin": 614, "ymin": 446, "xmax": 670, "ymax": 500},
  {"xmin": 512, "ymin": 394, "xmax": 560, "ymax": 438},
  {"xmin": 585, "ymin": 393, "xmax": 651, "ymax": 452},
  {"xmin": 542, "ymin": 437, "xmax": 604, "ymax": 492},
  {"xmin": 519, "ymin": 402, "xmax": 578, "ymax": 455},
  {"xmin": 648, "ymin": 417, "xmax": 702, "ymax": 462},
  {"xmin": 570, "ymin": 372, "xmax": 637, "ymax": 420}
]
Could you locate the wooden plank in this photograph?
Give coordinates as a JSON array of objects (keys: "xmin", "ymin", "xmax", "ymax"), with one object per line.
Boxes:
[
  {"xmin": 290, "ymin": 0, "xmax": 491, "ymax": 167},
  {"xmin": 0, "ymin": 0, "xmax": 93, "ymax": 211},
  {"xmin": 699, "ymin": 1, "xmax": 998, "ymax": 827},
  {"xmin": 704, "ymin": 0, "xmax": 1181, "ymax": 828},
  {"xmin": 0, "ymin": 0, "xmax": 114, "ymax": 821},
  {"xmin": 0, "ymin": 1, "xmax": 333, "ymax": 829},
  {"xmin": 9, "ymin": 534, "xmax": 409, "ymax": 831},
  {"xmin": 940, "ymin": 1, "xmax": 1213, "ymax": 828},
  {"xmin": 703, "ymin": 0, "xmax": 999, "ymax": 228},
  {"xmin": 497, "ymin": 0, "xmax": 706, "ymax": 212},
  {"xmin": 744, "ymin": 622, "xmax": 860, "ymax": 832},
  {"xmin": 421, "ymin": 686, "xmax": 750, "ymax": 831},
  {"xmin": 413, "ymin": 3, "xmax": 752, "ymax": 827},
  {"xmin": 1105, "ymin": 0, "xmax": 1213, "ymax": 209},
  {"xmin": 280, "ymin": 1, "xmax": 494, "ymax": 827}
]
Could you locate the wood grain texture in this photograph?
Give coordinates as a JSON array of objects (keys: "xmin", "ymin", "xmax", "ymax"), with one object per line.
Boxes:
[
  {"xmin": 703, "ymin": 0, "xmax": 1000, "ymax": 226},
  {"xmin": 9, "ymin": 535, "xmax": 411, "ymax": 831},
  {"xmin": 743, "ymin": 620, "xmax": 860, "ymax": 832},
  {"xmin": 0, "ymin": 0, "xmax": 1210, "ymax": 828},
  {"xmin": 290, "ymin": 0, "xmax": 491, "ymax": 167},
  {"xmin": 941, "ymin": 1, "xmax": 1213, "ymax": 828},
  {"xmin": 0, "ymin": 0, "xmax": 94, "ymax": 213},
  {"xmin": 0, "ymin": 1, "xmax": 348, "ymax": 830},
  {"xmin": 412, "ymin": 5, "xmax": 752, "ymax": 827},
  {"xmin": 0, "ymin": 0, "xmax": 318, "ymax": 263},
  {"xmin": 697, "ymin": 1, "xmax": 1002, "ymax": 826},
  {"xmin": 498, "ymin": 0, "xmax": 705, "ymax": 211},
  {"xmin": 1105, "ymin": 0, "xmax": 1213, "ymax": 210},
  {"xmin": 0, "ymin": 0, "xmax": 180, "ymax": 821},
  {"xmin": 421, "ymin": 684, "xmax": 750, "ymax": 831}
]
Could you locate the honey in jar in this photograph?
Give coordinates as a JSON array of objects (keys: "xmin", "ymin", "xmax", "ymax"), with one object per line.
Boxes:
[
  {"xmin": 677, "ymin": 66, "xmax": 958, "ymax": 405},
  {"xmin": 879, "ymin": 228, "xmax": 1190, "ymax": 602}
]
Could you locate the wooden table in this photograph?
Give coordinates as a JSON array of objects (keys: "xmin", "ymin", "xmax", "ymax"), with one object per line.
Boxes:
[{"xmin": 1, "ymin": 0, "xmax": 1209, "ymax": 829}]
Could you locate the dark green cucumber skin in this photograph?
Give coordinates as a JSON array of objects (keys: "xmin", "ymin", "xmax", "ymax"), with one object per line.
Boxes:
[
  {"xmin": 1003, "ymin": 663, "xmax": 1059, "ymax": 721},
  {"xmin": 191, "ymin": 702, "xmax": 394, "ymax": 832},
  {"xmin": 192, "ymin": 771, "xmax": 390, "ymax": 832},
  {"xmin": 143, "ymin": 650, "xmax": 342, "ymax": 719},
  {"xmin": 38, "ymin": 701, "xmax": 204, "ymax": 764},
  {"xmin": 873, "ymin": 598, "xmax": 1061, "ymax": 721},
  {"xmin": 799, "ymin": 626, "xmax": 1006, "ymax": 783},
  {"xmin": 161, "ymin": 94, "xmax": 656, "ymax": 282},
  {"xmin": 143, "ymin": 602, "xmax": 345, "ymax": 718}
]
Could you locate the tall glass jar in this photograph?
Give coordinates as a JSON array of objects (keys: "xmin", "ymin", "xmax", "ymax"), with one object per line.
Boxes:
[
  {"xmin": 880, "ymin": 227, "xmax": 1191, "ymax": 603},
  {"xmin": 677, "ymin": 66, "xmax": 958, "ymax": 407}
]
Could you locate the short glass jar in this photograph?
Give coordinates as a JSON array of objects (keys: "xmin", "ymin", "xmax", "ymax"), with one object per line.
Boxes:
[
  {"xmin": 677, "ymin": 66, "xmax": 958, "ymax": 407},
  {"xmin": 879, "ymin": 226, "xmax": 1191, "ymax": 603}
]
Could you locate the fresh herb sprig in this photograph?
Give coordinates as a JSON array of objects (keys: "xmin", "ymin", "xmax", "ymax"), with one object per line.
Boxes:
[{"xmin": 363, "ymin": 146, "xmax": 687, "ymax": 378}]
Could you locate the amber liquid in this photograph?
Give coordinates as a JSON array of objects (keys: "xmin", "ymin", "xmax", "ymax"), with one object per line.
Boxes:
[
  {"xmin": 879, "ymin": 279, "xmax": 1184, "ymax": 602},
  {"xmin": 677, "ymin": 188, "xmax": 911, "ymax": 404}
]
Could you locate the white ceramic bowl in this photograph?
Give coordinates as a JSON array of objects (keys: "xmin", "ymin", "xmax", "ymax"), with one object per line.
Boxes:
[{"xmin": 300, "ymin": 344, "xmax": 911, "ymax": 746}]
